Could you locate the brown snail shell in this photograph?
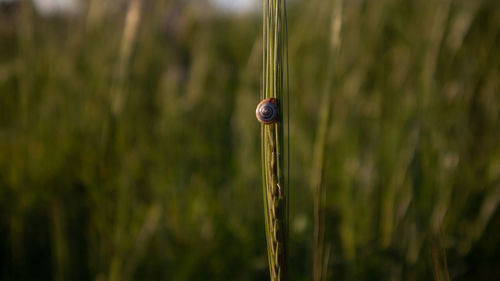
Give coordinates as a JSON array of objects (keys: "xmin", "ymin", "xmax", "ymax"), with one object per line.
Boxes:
[{"xmin": 256, "ymin": 98, "xmax": 279, "ymax": 124}]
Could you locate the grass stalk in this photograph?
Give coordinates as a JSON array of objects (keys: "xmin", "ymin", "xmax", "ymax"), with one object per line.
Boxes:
[
  {"xmin": 111, "ymin": 0, "xmax": 142, "ymax": 117},
  {"xmin": 311, "ymin": 1, "xmax": 343, "ymax": 280},
  {"xmin": 261, "ymin": 0, "xmax": 289, "ymax": 280}
]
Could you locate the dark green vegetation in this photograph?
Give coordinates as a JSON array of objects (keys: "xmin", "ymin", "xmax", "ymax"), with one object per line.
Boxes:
[{"xmin": 1, "ymin": 0, "xmax": 500, "ymax": 280}]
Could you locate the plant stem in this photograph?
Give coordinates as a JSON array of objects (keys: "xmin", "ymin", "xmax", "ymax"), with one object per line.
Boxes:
[
  {"xmin": 311, "ymin": 1, "xmax": 343, "ymax": 280},
  {"xmin": 261, "ymin": 0, "xmax": 289, "ymax": 280}
]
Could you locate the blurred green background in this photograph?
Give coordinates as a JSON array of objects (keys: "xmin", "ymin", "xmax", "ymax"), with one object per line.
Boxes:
[{"xmin": 1, "ymin": 0, "xmax": 500, "ymax": 280}]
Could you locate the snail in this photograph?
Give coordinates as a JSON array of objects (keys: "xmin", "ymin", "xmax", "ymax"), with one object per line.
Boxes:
[{"xmin": 256, "ymin": 97, "xmax": 279, "ymax": 124}]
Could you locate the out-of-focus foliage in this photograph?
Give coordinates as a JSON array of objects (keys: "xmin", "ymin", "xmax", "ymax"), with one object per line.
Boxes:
[{"xmin": 0, "ymin": 0, "xmax": 499, "ymax": 280}]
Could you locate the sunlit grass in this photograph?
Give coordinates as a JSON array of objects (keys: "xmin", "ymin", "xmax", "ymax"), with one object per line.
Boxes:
[{"xmin": 0, "ymin": 0, "xmax": 499, "ymax": 281}]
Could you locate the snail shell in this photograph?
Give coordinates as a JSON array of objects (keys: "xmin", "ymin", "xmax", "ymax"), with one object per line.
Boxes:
[{"xmin": 256, "ymin": 98, "xmax": 279, "ymax": 124}]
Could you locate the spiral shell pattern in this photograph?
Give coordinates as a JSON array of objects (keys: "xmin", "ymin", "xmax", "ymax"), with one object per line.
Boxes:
[{"xmin": 256, "ymin": 98, "xmax": 279, "ymax": 124}]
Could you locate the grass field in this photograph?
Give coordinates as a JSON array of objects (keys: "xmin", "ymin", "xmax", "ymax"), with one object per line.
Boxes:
[{"xmin": 1, "ymin": 0, "xmax": 500, "ymax": 280}]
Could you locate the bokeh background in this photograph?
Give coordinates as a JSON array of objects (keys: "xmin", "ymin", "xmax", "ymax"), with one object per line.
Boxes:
[{"xmin": 1, "ymin": 0, "xmax": 500, "ymax": 280}]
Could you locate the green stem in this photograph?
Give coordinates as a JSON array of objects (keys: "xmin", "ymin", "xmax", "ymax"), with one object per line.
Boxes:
[{"xmin": 261, "ymin": 0, "xmax": 289, "ymax": 280}]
